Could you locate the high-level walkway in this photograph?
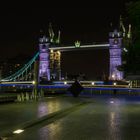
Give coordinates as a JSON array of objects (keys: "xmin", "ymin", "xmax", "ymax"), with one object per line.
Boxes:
[{"xmin": 1, "ymin": 95, "xmax": 140, "ymax": 140}]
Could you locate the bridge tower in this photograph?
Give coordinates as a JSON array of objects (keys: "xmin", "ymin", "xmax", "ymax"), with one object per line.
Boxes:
[
  {"xmin": 38, "ymin": 36, "xmax": 51, "ymax": 82},
  {"xmin": 49, "ymin": 23, "xmax": 61, "ymax": 80},
  {"xmin": 54, "ymin": 50, "xmax": 61, "ymax": 80},
  {"xmin": 50, "ymin": 50, "xmax": 61, "ymax": 80},
  {"xmin": 109, "ymin": 30, "xmax": 123, "ymax": 80}
]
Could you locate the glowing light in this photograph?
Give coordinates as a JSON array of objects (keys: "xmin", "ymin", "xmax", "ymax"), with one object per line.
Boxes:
[
  {"xmin": 39, "ymin": 40, "xmax": 50, "ymax": 81},
  {"xmin": 123, "ymin": 48, "xmax": 128, "ymax": 52},
  {"xmin": 113, "ymin": 82, "xmax": 117, "ymax": 86},
  {"xmin": 91, "ymin": 82, "xmax": 95, "ymax": 85},
  {"xmin": 110, "ymin": 101, "xmax": 114, "ymax": 104},
  {"xmin": 112, "ymin": 74, "xmax": 115, "ymax": 78},
  {"xmin": 64, "ymin": 81, "xmax": 67, "ymax": 85},
  {"xmin": 13, "ymin": 129, "xmax": 24, "ymax": 134},
  {"xmin": 57, "ymin": 51, "xmax": 61, "ymax": 55},
  {"xmin": 75, "ymin": 40, "xmax": 81, "ymax": 48},
  {"xmin": 1, "ymin": 81, "xmax": 34, "ymax": 84},
  {"xmin": 118, "ymin": 33, "xmax": 120, "ymax": 37},
  {"xmin": 32, "ymin": 81, "xmax": 35, "ymax": 84},
  {"xmin": 49, "ymin": 44, "xmax": 109, "ymax": 50},
  {"xmin": 50, "ymin": 49, "xmax": 53, "ymax": 53},
  {"xmin": 109, "ymin": 32, "xmax": 123, "ymax": 80}
]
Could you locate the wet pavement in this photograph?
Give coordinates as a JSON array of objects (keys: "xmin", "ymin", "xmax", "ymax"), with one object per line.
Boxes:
[
  {"xmin": 1, "ymin": 95, "xmax": 140, "ymax": 140},
  {"xmin": 0, "ymin": 96, "xmax": 83, "ymax": 136}
]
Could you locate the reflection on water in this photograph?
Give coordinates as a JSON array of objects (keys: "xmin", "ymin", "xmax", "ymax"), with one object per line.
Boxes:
[
  {"xmin": 110, "ymin": 111, "xmax": 115, "ymax": 127},
  {"xmin": 37, "ymin": 102, "xmax": 48, "ymax": 118},
  {"xmin": 8, "ymin": 96, "xmax": 140, "ymax": 140},
  {"xmin": 37, "ymin": 99, "xmax": 61, "ymax": 118},
  {"xmin": 38, "ymin": 120, "xmax": 62, "ymax": 140},
  {"xmin": 108, "ymin": 98, "xmax": 123, "ymax": 140},
  {"xmin": 109, "ymin": 111, "xmax": 121, "ymax": 140}
]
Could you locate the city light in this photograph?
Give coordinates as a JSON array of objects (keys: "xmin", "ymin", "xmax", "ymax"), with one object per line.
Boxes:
[
  {"xmin": 49, "ymin": 44, "xmax": 109, "ymax": 50},
  {"xmin": 39, "ymin": 38, "xmax": 51, "ymax": 81},
  {"xmin": 112, "ymin": 74, "xmax": 115, "ymax": 78},
  {"xmin": 109, "ymin": 31, "xmax": 123, "ymax": 80},
  {"xmin": 91, "ymin": 82, "xmax": 95, "ymax": 85},
  {"xmin": 64, "ymin": 81, "xmax": 67, "ymax": 85},
  {"xmin": 123, "ymin": 48, "xmax": 128, "ymax": 52},
  {"xmin": 13, "ymin": 129, "xmax": 24, "ymax": 134},
  {"xmin": 32, "ymin": 81, "xmax": 35, "ymax": 84},
  {"xmin": 50, "ymin": 49, "xmax": 53, "ymax": 53},
  {"xmin": 110, "ymin": 100, "xmax": 114, "ymax": 104},
  {"xmin": 113, "ymin": 82, "xmax": 117, "ymax": 86},
  {"xmin": 57, "ymin": 51, "xmax": 61, "ymax": 55}
]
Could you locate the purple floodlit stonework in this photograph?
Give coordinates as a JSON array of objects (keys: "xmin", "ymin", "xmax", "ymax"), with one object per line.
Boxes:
[
  {"xmin": 38, "ymin": 30, "xmax": 124, "ymax": 82},
  {"xmin": 109, "ymin": 30, "xmax": 123, "ymax": 80},
  {"xmin": 39, "ymin": 36, "xmax": 50, "ymax": 82}
]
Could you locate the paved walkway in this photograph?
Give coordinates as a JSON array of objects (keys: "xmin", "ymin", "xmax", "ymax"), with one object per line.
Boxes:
[
  {"xmin": 0, "ymin": 96, "xmax": 83, "ymax": 136},
  {"xmin": 1, "ymin": 95, "xmax": 140, "ymax": 140}
]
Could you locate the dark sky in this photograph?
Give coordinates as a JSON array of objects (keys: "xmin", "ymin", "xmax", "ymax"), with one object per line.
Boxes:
[
  {"xmin": 0, "ymin": 1, "xmax": 127, "ymax": 58},
  {"xmin": 0, "ymin": 1, "xmax": 128, "ymax": 79}
]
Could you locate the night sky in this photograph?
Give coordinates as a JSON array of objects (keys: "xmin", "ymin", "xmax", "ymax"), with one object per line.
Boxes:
[{"xmin": 0, "ymin": 1, "xmax": 129, "ymax": 79}]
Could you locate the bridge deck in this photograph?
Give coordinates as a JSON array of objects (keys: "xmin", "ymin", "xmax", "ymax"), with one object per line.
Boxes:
[{"xmin": 49, "ymin": 44, "xmax": 110, "ymax": 51}]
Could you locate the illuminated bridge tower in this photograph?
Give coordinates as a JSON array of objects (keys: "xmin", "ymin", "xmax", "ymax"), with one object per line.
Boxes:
[
  {"xmin": 39, "ymin": 36, "xmax": 50, "ymax": 82},
  {"xmin": 49, "ymin": 23, "xmax": 61, "ymax": 80},
  {"xmin": 109, "ymin": 30, "xmax": 123, "ymax": 80},
  {"xmin": 54, "ymin": 50, "xmax": 61, "ymax": 80},
  {"xmin": 50, "ymin": 50, "xmax": 61, "ymax": 80}
]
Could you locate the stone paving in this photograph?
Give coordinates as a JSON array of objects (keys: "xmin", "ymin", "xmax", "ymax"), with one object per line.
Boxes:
[
  {"xmin": 0, "ymin": 96, "xmax": 83, "ymax": 137},
  {"xmin": 2, "ymin": 95, "xmax": 140, "ymax": 140}
]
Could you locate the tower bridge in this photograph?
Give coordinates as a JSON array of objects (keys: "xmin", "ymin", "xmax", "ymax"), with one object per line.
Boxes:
[
  {"xmin": 39, "ymin": 29, "xmax": 124, "ymax": 83},
  {"xmin": 0, "ymin": 31, "xmax": 125, "ymax": 83},
  {"xmin": 0, "ymin": 18, "xmax": 132, "ymax": 84}
]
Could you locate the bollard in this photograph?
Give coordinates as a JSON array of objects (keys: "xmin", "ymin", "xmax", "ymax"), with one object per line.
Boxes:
[
  {"xmin": 26, "ymin": 92, "xmax": 29, "ymax": 101},
  {"xmin": 17, "ymin": 94, "xmax": 21, "ymax": 102},
  {"xmin": 21, "ymin": 93, "xmax": 25, "ymax": 101}
]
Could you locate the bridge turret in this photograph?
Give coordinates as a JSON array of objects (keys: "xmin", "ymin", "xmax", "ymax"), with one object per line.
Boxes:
[
  {"xmin": 109, "ymin": 29, "xmax": 123, "ymax": 80},
  {"xmin": 38, "ymin": 36, "xmax": 51, "ymax": 83}
]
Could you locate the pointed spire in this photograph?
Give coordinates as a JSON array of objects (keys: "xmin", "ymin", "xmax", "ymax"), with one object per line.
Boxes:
[
  {"xmin": 127, "ymin": 24, "xmax": 132, "ymax": 38},
  {"xmin": 75, "ymin": 40, "xmax": 80, "ymax": 48},
  {"xmin": 56, "ymin": 30, "xmax": 61, "ymax": 44}
]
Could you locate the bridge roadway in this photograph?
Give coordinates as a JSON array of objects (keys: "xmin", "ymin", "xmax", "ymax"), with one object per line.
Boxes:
[
  {"xmin": 0, "ymin": 81, "xmax": 140, "ymax": 92},
  {"xmin": 1, "ymin": 95, "xmax": 140, "ymax": 140},
  {"xmin": 49, "ymin": 43, "xmax": 109, "ymax": 51}
]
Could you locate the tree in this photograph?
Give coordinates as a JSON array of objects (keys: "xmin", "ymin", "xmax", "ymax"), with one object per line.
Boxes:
[{"xmin": 124, "ymin": 1, "xmax": 140, "ymax": 74}]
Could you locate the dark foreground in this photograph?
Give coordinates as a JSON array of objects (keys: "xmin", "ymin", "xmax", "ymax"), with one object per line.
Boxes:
[{"xmin": 0, "ymin": 94, "xmax": 140, "ymax": 140}]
